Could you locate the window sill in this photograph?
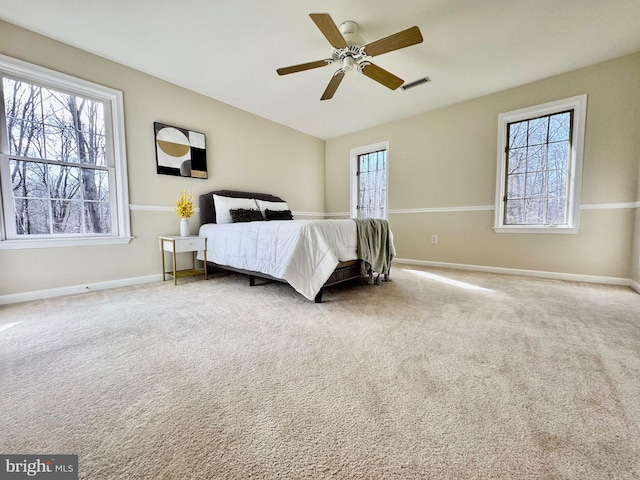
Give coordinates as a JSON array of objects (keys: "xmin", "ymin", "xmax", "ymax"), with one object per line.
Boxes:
[
  {"xmin": 493, "ymin": 226, "xmax": 579, "ymax": 234},
  {"xmin": 0, "ymin": 236, "xmax": 134, "ymax": 250}
]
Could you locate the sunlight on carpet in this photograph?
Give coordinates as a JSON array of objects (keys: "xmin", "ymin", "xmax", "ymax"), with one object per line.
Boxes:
[
  {"xmin": 403, "ymin": 268, "xmax": 495, "ymax": 292},
  {"xmin": 0, "ymin": 321, "xmax": 22, "ymax": 332}
]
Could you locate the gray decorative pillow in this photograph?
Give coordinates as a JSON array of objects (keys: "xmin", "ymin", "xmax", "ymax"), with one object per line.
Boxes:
[
  {"xmin": 265, "ymin": 209, "xmax": 293, "ymax": 220},
  {"xmin": 230, "ymin": 208, "xmax": 264, "ymax": 223}
]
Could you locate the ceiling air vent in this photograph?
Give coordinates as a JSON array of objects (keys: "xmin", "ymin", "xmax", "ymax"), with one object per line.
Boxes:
[{"xmin": 401, "ymin": 77, "xmax": 431, "ymax": 90}]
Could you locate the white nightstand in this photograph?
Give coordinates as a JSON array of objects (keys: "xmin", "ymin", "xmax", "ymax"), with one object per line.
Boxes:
[{"xmin": 159, "ymin": 236, "xmax": 207, "ymax": 285}]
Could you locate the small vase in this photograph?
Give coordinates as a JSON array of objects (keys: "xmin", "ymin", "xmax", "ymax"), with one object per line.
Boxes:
[{"xmin": 179, "ymin": 218, "xmax": 189, "ymax": 237}]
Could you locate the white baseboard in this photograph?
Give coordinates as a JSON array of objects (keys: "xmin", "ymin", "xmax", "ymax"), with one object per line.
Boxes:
[
  {"xmin": 0, "ymin": 274, "xmax": 163, "ymax": 305},
  {"xmin": 394, "ymin": 258, "xmax": 636, "ymax": 289}
]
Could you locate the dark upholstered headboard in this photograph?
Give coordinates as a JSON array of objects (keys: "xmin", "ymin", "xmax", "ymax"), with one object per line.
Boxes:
[{"xmin": 199, "ymin": 190, "xmax": 285, "ymax": 225}]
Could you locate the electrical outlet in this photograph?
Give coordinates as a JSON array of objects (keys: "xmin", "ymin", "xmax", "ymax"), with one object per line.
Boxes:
[{"xmin": 431, "ymin": 234, "xmax": 438, "ymax": 244}]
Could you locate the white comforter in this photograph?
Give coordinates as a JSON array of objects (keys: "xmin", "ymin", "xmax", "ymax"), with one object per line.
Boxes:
[{"xmin": 197, "ymin": 219, "xmax": 358, "ymax": 300}]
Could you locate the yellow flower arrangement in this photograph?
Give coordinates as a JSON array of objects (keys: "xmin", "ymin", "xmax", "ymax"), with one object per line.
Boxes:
[{"xmin": 175, "ymin": 190, "xmax": 194, "ymax": 219}]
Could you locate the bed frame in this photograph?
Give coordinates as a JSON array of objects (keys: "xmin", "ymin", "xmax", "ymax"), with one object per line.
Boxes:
[{"xmin": 198, "ymin": 190, "xmax": 366, "ymax": 303}]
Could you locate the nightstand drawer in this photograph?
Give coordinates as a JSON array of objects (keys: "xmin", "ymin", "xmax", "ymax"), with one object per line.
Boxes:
[
  {"xmin": 161, "ymin": 237, "xmax": 206, "ymax": 253},
  {"xmin": 174, "ymin": 237, "xmax": 206, "ymax": 253}
]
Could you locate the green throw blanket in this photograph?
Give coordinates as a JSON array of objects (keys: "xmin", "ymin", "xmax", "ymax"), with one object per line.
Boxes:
[{"xmin": 353, "ymin": 218, "xmax": 392, "ymax": 276}]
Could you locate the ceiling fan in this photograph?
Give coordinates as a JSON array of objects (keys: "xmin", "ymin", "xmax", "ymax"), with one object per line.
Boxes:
[{"xmin": 276, "ymin": 13, "xmax": 423, "ymax": 100}]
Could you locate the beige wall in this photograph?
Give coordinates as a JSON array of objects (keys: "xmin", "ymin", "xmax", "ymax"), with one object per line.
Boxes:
[
  {"xmin": 326, "ymin": 53, "xmax": 640, "ymax": 280},
  {"xmin": 0, "ymin": 21, "xmax": 325, "ymax": 297}
]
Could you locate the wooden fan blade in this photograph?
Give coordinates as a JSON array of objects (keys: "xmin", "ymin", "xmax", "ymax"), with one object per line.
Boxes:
[
  {"xmin": 310, "ymin": 13, "xmax": 348, "ymax": 49},
  {"xmin": 321, "ymin": 71, "xmax": 345, "ymax": 100},
  {"xmin": 364, "ymin": 26, "xmax": 423, "ymax": 57},
  {"xmin": 277, "ymin": 60, "xmax": 330, "ymax": 76},
  {"xmin": 360, "ymin": 63, "xmax": 404, "ymax": 90}
]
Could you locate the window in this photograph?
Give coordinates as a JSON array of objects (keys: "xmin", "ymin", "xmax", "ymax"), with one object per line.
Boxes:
[
  {"xmin": 494, "ymin": 95, "xmax": 586, "ymax": 233},
  {"xmin": 350, "ymin": 142, "xmax": 388, "ymax": 219},
  {"xmin": 0, "ymin": 54, "xmax": 130, "ymax": 248}
]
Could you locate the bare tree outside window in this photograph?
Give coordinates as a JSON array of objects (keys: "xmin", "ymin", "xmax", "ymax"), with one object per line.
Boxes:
[
  {"xmin": 357, "ymin": 149, "xmax": 387, "ymax": 219},
  {"xmin": 504, "ymin": 111, "xmax": 572, "ymax": 226},
  {"xmin": 495, "ymin": 95, "xmax": 585, "ymax": 234},
  {"xmin": 4, "ymin": 77, "xmax": 111, "ymax": 236}
]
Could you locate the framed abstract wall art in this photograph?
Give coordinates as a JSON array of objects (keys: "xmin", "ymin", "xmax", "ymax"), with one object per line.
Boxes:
[{"xmin": 154, "ymin": 122, "xmax": 207, "ymax": 178}]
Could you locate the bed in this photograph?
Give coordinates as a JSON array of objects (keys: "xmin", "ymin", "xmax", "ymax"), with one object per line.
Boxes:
[{"xmin": 197, "ymin": 190, "xmax": 393, "ymax": 302}]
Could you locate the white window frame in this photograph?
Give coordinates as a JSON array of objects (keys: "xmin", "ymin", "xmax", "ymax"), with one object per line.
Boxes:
[
  {"xmin": 350, "ymin": 141, "xmax": 389, "ymax": 219},
  {"xmin": 494, "ymin": 94, "xmax": 587, "ymax": 234},
  {"xmin": 0, "ymin": 54, "xmax": 131, "ymax": 249}
]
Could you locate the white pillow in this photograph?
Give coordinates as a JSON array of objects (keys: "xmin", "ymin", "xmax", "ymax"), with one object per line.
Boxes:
[
  {"xmin": 255, "ymin": 199, "xmax": 289, "ymax": 217},
  {"xmin": 213, "ymin": 194, "xmax": 258, "ymax": 224}
]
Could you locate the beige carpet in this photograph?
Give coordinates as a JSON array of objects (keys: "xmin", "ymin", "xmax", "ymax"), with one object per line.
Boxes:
[{"xmin": 1, "ymin": 265, "xmax": 639, "ymax": 479}]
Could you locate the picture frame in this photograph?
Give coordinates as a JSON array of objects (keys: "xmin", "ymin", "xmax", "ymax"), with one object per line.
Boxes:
[{"xmin": 154, "ymin": 122, "xmax": 207, "ymax": 179}]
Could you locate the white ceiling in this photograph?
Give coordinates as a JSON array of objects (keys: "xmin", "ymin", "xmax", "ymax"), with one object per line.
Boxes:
[{"xmin": 1, "ymin": 0, "xmax": 639, "ymax": 139}]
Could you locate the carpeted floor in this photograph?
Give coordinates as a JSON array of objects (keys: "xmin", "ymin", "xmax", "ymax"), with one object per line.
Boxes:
[{"xmin": 1, "ymin": 265, "xmax": 639, "ymax": 479}]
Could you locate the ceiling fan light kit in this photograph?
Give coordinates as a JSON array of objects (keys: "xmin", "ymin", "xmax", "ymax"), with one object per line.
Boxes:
[
  {"xmin": 277, "ymin": 13, "xmax": 424, "ymax": 101},
  {"xmin": 339, "ymin": 21, "xmax": 364, "ymax": 47}
]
